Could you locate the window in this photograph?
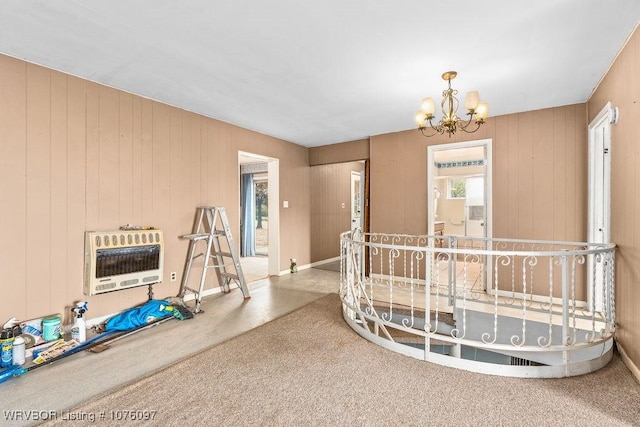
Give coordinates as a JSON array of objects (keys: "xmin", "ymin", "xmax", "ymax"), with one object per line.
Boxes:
[{"xmin": 447, "ymin": 178, "xmax": 466, "ymax": 199}]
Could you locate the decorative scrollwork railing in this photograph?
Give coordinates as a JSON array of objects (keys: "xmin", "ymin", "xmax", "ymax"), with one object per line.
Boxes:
[{"xmin": 339, "ymin": 230, "xmax": 616, "ymax": 378}]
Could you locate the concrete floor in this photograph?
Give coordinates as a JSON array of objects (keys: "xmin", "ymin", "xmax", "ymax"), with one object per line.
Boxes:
[{"xmin": 0, "ymin": 267, "xmax": 339, "ymax": 426}]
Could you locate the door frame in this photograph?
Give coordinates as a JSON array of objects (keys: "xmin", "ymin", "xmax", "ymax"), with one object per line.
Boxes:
[
  {"xmin": 427, "ymin": 139, "xmax": 492, "ymax": 240},
  {"xmin": 238, "ymin": 151, "xmax": 280, "ymax": 276},
  {"xmin": 587, "ymin": 101, "xmax": 616, "ymax": 311},
  {"xmin": 427, "ymin": 139, "xmax": 493, "ymax": 294},
  {"xmin": 350, "ymin": 170, "xmax": 364, "ymax": 232}
]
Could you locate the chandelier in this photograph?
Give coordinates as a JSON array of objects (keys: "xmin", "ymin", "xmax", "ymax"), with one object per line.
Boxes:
[{"xmin": 415, "ymin": 71, "xmax": 488, "ymax": 137}]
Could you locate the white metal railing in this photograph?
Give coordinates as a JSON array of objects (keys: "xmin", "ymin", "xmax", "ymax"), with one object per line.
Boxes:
[{"xmin": 339, "ymin": 230, "xmax": 616, "ymax": 378}]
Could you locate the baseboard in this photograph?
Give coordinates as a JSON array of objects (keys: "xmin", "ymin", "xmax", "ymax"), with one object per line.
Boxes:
[
  {"xmin": 616, "ymin": 340, "xmax": 640, "ymax": 384},
  {"xmin": 279, "ymin": 256, "xmax": 341, "ymax": 276},
  {"xmin": 310, "ymin": 256, "xmax": 341, "ymax": 267},
  {"xmin": 181, "ymin": 283, "xmax": 238, "ymax": 301},
  {"xmin": 85, "ymin": 313, "xmax": 118, "ymax": 329}
]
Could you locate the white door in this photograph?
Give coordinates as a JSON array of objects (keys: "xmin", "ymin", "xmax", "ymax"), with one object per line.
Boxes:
[
  {"xmin": 588, "ymin": 102, "xmax": 615, "ymax": 311},
  {"xmin": 465, "ymin": 176, "xmax": 485, "ymax": 238},
  {"xmin": 351, "ymin": 171, "xmax": 364, "ymax": 233}
]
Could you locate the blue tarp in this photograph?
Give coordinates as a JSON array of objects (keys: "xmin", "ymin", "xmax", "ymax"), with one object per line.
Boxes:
[{"xmin": 105, "ymin": 300, "xmax": 174, "ymax": 332}]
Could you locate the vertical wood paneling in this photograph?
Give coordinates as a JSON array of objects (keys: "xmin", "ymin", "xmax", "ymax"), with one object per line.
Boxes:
[
  {"xmin": 517, "ymin": 111, "xmax": 534, "ymax": 239},
  {"xmin": 50, "ymin": 72, "xmax": 68, "ymax": 313},
  {"xmin": 167, "ymin": 109, "xmax": 183, "ymax": 292},
  {"xmin": 98, "ymin": 87, "xmax": 120, "ymax": 228},
  {"xmin": 219, "ymin": 123, "xmax": 233, "ymax": 209},
  {"xmin": 131, "ymin": 96, "xmax": 142, "ymax": 224},
  {"xmin": 506, "ymin": 114, "xmax": 519, "ymax": 237},
  {"xmin": 204, "ymin": 120, "xmax": 218, "ymax": 204},
  {"xmin": 66, "ymin": 76, "xmax": 86, "ymax": 307},
  {"xmin": 0, "ymin": 56, "xmax": 27, "ymax": 316},
  {"xmin": 632, "ymin": 34, "xmax": 640, "ymax": 359},
  {"xmin": 140, "ymin": 99, "xmax": 153, "ymax": 221},
  {"xmin": 25, "ymin": 64, "xmax": 51, "ymax": 318},
  {"xmin": 310, "ymin": 161, "xmax": 364, "ymax": 262},
  {"xmin": 199, "ymin": 118, "xmax": 209, "ymax": 205},
  {"xmin": 119, "ymin": 93, "xmax": 134, "ymax": 222},
  {"xmin": 0, "ymin": 54, "xmax": 313, "ymax": 322},
  {"xmin": 493, "ymin": 115, "xmax": 508, "ymax": 238},
  {"xmin": 617, "ymin": 32, "xmax": 637, "ymax": 360},
  {"xmin": 532, "ymin": 108, "xmax": 554, "ymax": 240},
  {"xmin": 152, "ymin": 103, "xmax": 171, "ymax": 222},
  {"xmin": 404, "ymin": 133, "xmax": 427, "ymax": 233},
  {"xmin": 564, "ymin": 105, "xmax": 577, "ymax": 241},
  {"xmin": 97, "ymin": 87, "xmax": 121, "ymax": 312},
  {"xmin": 574, "ymin": 110, "xmax": 587, "ymax": 241},
  {"xmin": 552, "ymin": 107, "xmax": 567, "ymax": 241},
  {"xmin": 370, "ymin": 104, "xmax": 589, "ymax": 297},
  {"xmin": 85, "ymin": 82, "xmax": 100, "ymax": 229}
]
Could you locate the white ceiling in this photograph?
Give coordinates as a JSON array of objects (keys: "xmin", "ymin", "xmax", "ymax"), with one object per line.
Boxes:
[{"xmin": 1, "ymin": 1, "xmax": 639, "ymax": 147}]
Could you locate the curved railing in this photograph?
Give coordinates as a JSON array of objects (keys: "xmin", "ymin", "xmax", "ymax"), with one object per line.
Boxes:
[{"xmin": 339, "ymin": 230, "xmax": 616, "ymax": 378}]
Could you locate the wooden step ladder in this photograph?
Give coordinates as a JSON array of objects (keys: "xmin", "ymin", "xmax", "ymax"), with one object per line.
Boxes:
[{"xmin": 178, "ymin": 206, "xmax": 250, "ymax": 313}]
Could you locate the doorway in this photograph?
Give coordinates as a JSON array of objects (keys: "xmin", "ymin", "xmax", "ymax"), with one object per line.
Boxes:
[
  {"xmin": 427, "ymin": 139, "xmax": 493, "ymax": 293},
  {"xmin": 351, "ymin": 170, "xmax": 364, "ymax": 233},
  {"xmin": 588, "ymin": 102, "xmax": 615, "ymax": 311},
  {"xmin": 239, "ymin": 151, "xmax": 280, "ymax": 281}
]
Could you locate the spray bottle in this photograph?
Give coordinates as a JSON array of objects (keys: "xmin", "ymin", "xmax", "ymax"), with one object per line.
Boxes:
[{"xmin": 71, "ymin": 302, "xmax": 88, "ymax": 343}]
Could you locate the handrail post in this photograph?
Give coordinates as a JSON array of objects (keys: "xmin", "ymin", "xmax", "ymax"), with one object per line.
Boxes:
[
  {"xmin": 561, "ymin": 253, "xmax": 570, "ymax": 347},
  {"xmin": 448, "ymin": 236, "xmax": 458, "ymax": 310}
]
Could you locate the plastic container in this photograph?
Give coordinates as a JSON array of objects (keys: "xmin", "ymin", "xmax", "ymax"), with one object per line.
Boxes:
[
  {"xmin": 12, "ymin": 336, "xmax": 25, "ymax": 366},
  {"xmin": 0, "ymin": 329, "xmax": 14, "ymax": 368},
  {"xmin": 42, "ymin": 317, "xmax": 61, "ymax": 341},
  {"xmin": 71, "ymin": 302, "xmax": 87, "ymax": 343}
]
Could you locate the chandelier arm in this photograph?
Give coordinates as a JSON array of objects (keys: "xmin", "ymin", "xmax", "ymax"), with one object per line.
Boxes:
[
  {"xmin": 457, "ymin": 117, "xmax": 482, "ymax": 134},
  {"xmin": 419, "ymin": 118, "xmax": 442, "ymax": 137},
  {"xmin": 457, "ymin": 113, "xmax": 475, "ymax": 131}
]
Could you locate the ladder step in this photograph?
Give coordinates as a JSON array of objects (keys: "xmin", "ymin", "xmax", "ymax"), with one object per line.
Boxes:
[
  {"xmin": 182, "ymin": 231, "xmax": 226, "ymax": 241},
  {"xmin": 182, "ymin": 233, "xmax": 210, "ymax": 241},
  {"xmin": 210, "ymin": 252, "xmax": 232, "ymax": 258}
]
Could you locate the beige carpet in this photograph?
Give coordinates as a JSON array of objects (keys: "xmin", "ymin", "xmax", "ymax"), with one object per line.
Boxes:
[{"xmin": 39, "ymin": 294, "xmax": 640, "ymax": 426}]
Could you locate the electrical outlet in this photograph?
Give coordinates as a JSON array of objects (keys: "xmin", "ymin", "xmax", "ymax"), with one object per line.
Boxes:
[{"xmin": 170, "ymin": 272, "xmax": 177, "ymax": 282}]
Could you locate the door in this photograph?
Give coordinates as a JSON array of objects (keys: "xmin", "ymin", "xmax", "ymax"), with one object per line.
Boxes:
[
  {"xmin": 588, "ymin": 102, "xmax": 615, "ymax": 311},
  {"xmin": 464, "ymin": 176, "xmax": 485, "ymax": 238},
  {"xmin": 351, "ymin": 170, "xmax": 364, "ymax": 233}
]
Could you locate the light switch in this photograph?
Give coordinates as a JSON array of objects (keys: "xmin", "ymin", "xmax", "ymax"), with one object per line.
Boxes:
[
  {"xmin": 283, "ymin": 200, "xmax": 289, "ymax": 208},
  {"xmin": 341, "ymin": 202, "xmax": 345, "ymax": 209}
]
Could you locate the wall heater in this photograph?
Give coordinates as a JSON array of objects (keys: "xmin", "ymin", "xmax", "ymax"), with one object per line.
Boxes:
[{"xmin": 83, "ymin": 230, "xmax": 164, "ymax": 296}]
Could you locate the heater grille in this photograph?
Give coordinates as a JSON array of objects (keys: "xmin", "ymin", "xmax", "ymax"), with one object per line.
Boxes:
[{"xmin": 84, "ymin": 230, "xmax": 164, "ymax": 296}]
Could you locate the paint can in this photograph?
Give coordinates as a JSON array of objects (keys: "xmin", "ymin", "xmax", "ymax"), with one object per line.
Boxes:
[
  {"xmin": 42, "ymin": 317, "xmax": 61, "ymax": 341},
  {"xmin": 0, "ymin": 329, "xmax": 14, "ymax": 368}
]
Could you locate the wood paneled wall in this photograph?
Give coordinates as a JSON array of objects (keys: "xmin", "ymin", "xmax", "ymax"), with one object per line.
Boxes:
[
  {"xmin": 310, "ymin": 161, "xmax": 365, "ymax": 262},
  {"xmin": 0, "ymin": 54, "xmax": 311, "ymax": 322},
  {"xmin": 370, "ymin": 106, "xmax": 587, "ymax": 239},
  {"xmin": 309, "ymin": 138, "xmax": 369, "ymax": 165},
  {"xmin": 588, "ymin": 24, "xmax": 640, "ymax": 373},
  {"xmin": 370, "ymin": 104, "xmax": 588, "ymax": 297}
]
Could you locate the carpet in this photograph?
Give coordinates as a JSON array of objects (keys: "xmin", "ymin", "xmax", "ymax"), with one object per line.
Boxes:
[{"xmin": 39, "ymin": 294, "xmax": 640, "ymax": 426}]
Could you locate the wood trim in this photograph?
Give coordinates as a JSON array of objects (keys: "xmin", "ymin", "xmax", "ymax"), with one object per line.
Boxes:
[{"xmin": 616, "ymin": 341, "xmax": 640, "ymax": 385}]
